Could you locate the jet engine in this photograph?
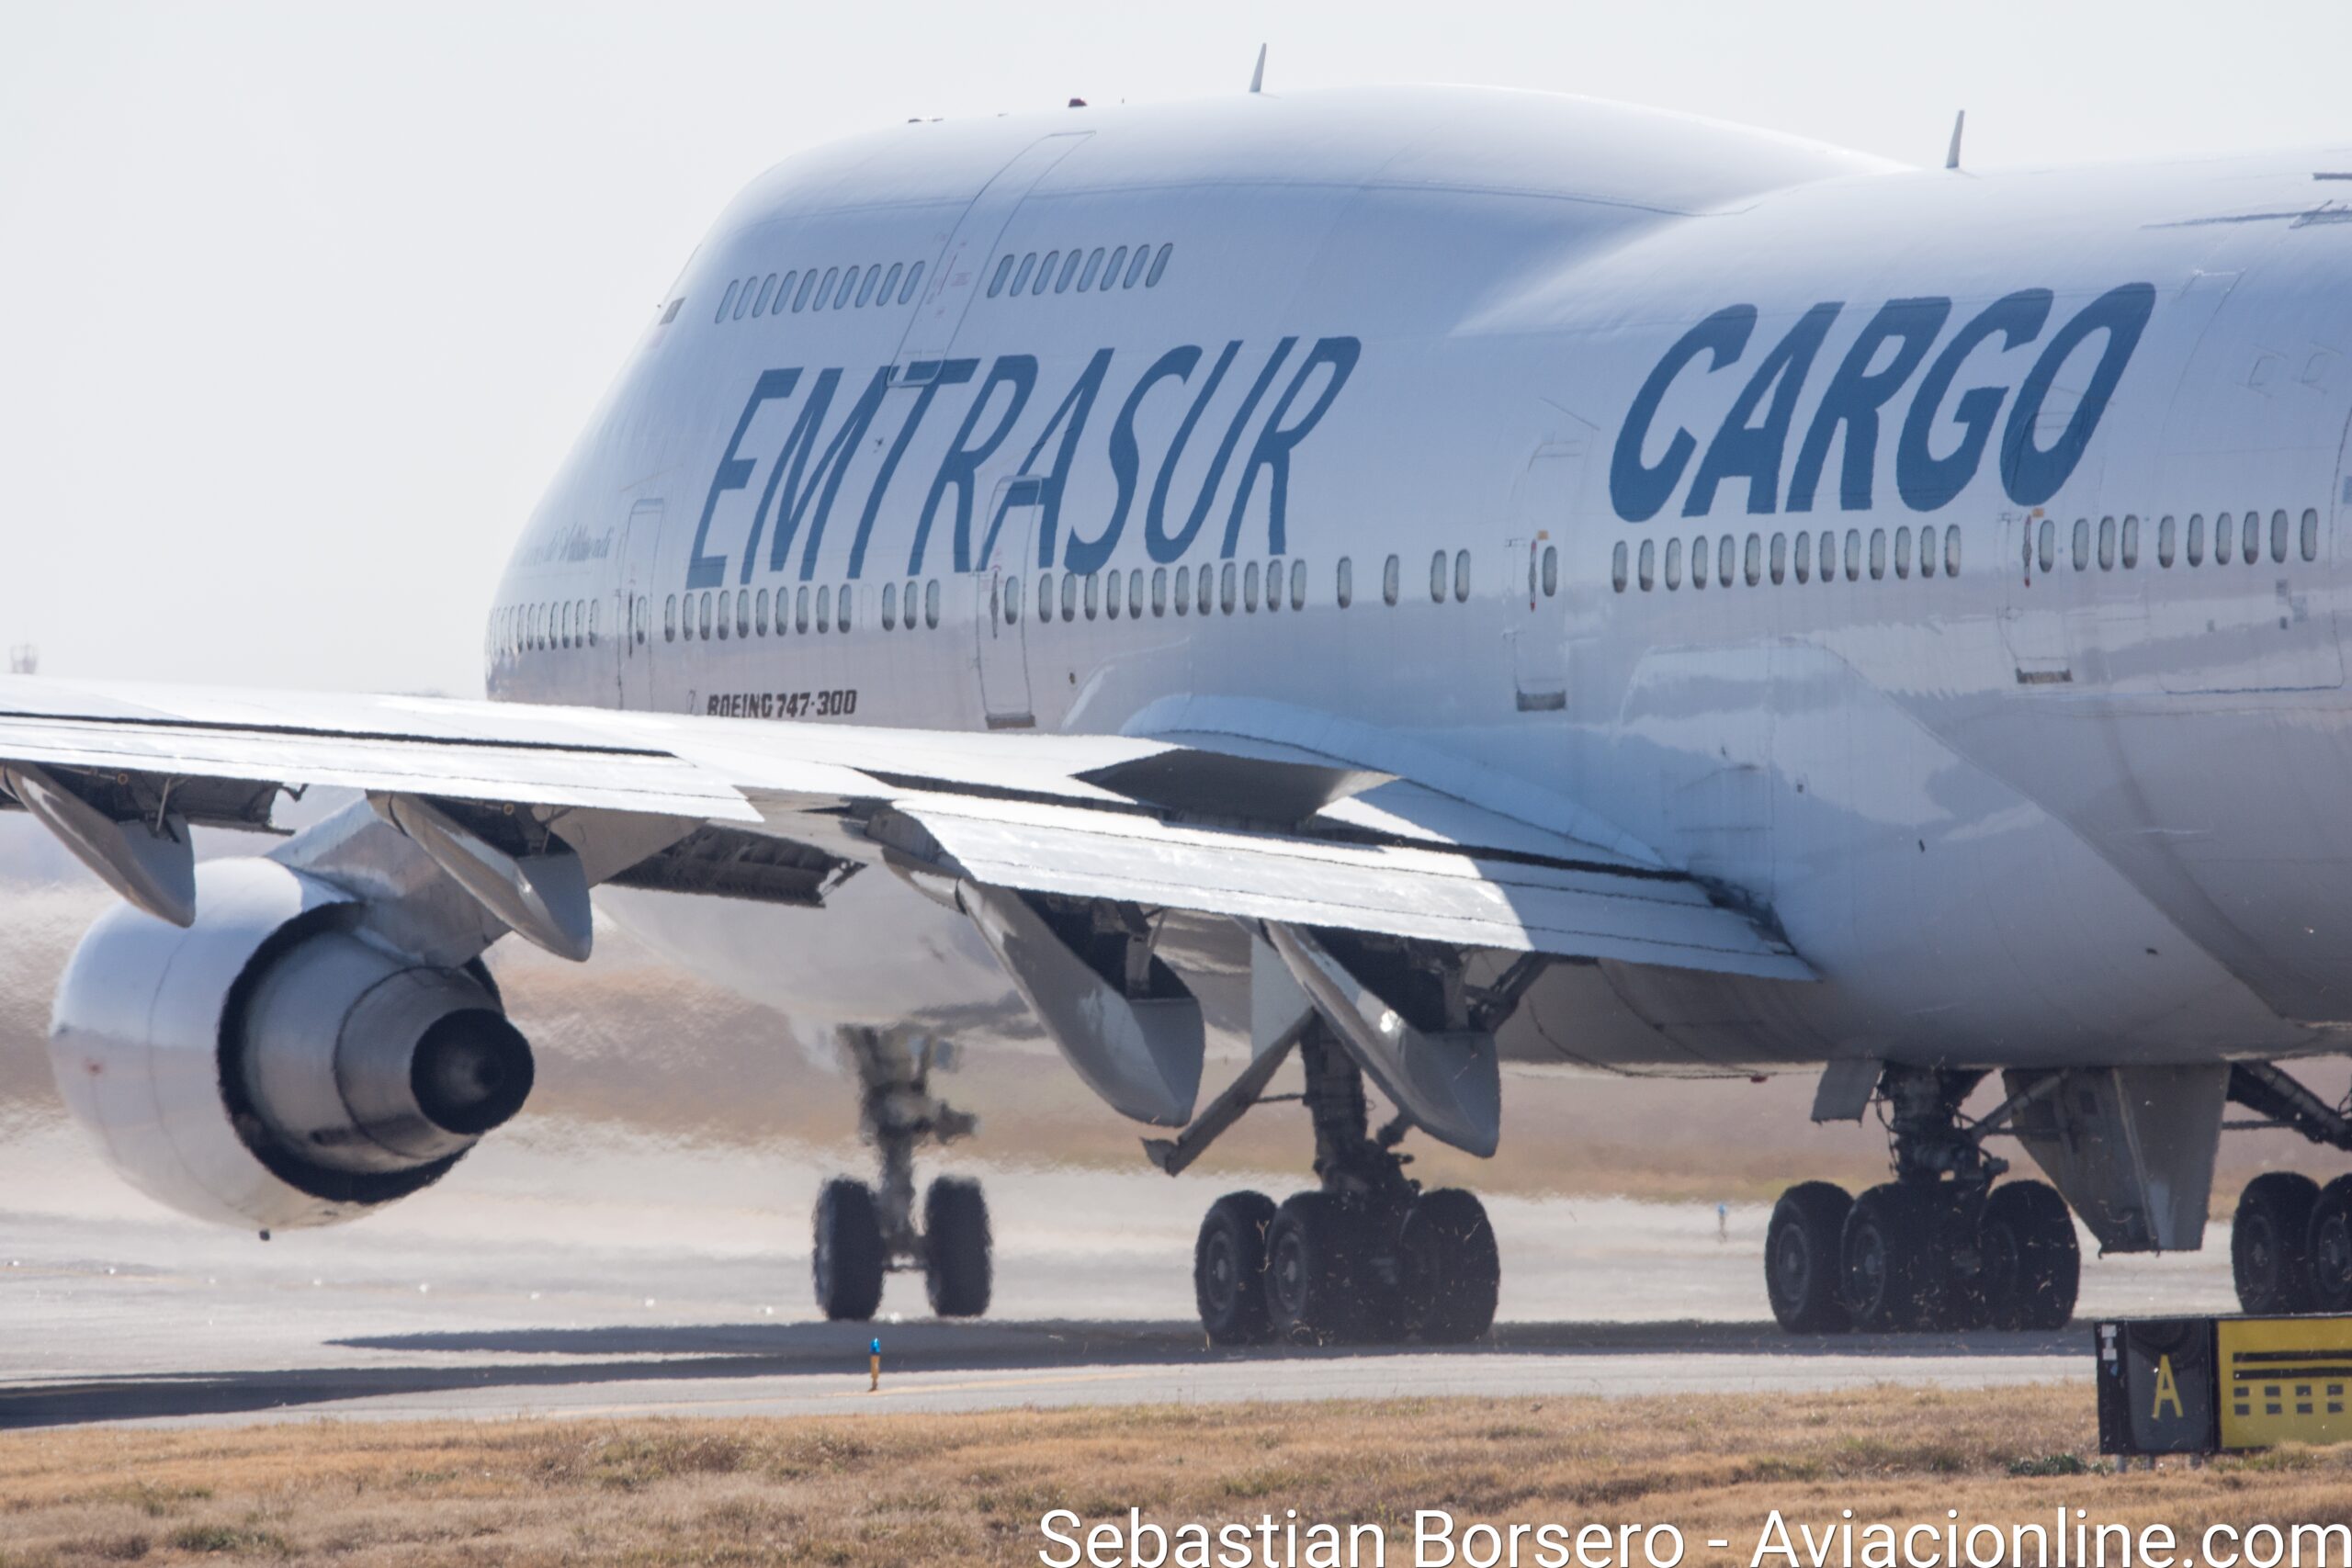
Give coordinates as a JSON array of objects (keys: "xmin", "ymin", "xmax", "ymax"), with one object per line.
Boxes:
[{"xmin": 47, "ymin": 856, "xmax": 534, "ymax": 1231}]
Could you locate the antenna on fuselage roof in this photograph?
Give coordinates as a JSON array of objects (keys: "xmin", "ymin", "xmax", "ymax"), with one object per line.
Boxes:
[
  {"xmin": 1945, "ymin": 108, "xmax": 1966, "ymax": 171},
  {"xmin": 1249, "ymin": 43, "xmax": 1266, "ymax": 94}
]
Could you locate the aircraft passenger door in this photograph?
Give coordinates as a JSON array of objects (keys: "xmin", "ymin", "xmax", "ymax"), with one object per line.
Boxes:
[
  {"xmin": 1505, "ymin": 436, "xmax": 1581, "ymax": 712},
  {"xmin": 896, "ymin": 132, "xmax": 1091, "ymax": 378},
  {"xmin": 973, "ymin": 477, "xmax": 1038, "ymax": 728},
  {"xmin": 616, "ymin": 497, "xmax": 664, "ymax": 709},
  {"xmin": 1999, "ymin": 508, "xmax": 2073, "ymax": 682}
]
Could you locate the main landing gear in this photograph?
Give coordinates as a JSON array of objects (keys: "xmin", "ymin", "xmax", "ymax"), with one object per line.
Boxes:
[
  {"xmin": 2222, "ymin": 1064, "xmax": 2352, "ymax": 1314},
  {"xmin": 1765, "ymin": 1066, "xmax": 2079, "ymax": 1333},
  {"xmin": 1170, "ymin": 1020, "xmax": 1498, "ymax": 1348},
  {"xmin": 811, "ymin": 1027, "xmax": 992, "ymax": 1322}
]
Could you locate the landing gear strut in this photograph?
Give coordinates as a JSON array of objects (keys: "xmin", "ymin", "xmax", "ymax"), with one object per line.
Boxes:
[
  {"xmin": 1766, "ymin": 1066, "xmax": 2078, "ymax": 1334},
  {"xmin": 1182, "ymin": 1021, "xmax": 1498, "ymax": 1348},
  {"xmin": 811, "ymin": 1027, "xmax": 991, "ymax": 1322}
]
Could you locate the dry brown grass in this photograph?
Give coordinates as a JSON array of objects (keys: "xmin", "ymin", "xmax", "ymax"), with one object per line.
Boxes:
[{"xmin": 2, "ymin": 1387, "xmax": 2349, "ymax": 1565}]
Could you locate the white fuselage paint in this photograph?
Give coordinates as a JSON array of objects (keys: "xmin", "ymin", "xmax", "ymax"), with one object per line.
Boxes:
[{"xmin": 486, "ymin": 86, "xmax": 2352, "ymax": 1080}]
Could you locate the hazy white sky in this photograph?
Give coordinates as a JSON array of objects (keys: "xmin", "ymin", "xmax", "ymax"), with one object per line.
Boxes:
[{"xmin": 5, "ymin": 1, "xmax": 2348, "ymax": 696}]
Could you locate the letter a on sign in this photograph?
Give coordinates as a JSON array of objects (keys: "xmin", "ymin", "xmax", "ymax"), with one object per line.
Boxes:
[{"xmin": 2153, "ymin": 1353, "xmax": 2184, "ymax": 1420}]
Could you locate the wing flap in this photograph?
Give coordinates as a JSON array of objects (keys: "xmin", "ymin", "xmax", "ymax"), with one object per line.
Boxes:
[{"xmin": 888, "ymin": 794, "xmax": 1811, "ymax": 979}]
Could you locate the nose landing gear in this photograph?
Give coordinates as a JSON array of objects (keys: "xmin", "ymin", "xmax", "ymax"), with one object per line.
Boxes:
[{"xmin": 810, "ymin": 1026, "xmax": 991, "ymax": 1322}]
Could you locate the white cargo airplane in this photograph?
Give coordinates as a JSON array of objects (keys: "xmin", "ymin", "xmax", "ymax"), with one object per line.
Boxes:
[{"xmin": 12, "ymin": 84, "xmax": 2352, "ymax": 1347}]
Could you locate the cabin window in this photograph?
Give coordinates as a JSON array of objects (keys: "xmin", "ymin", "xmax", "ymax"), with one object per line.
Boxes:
[
  {"xmin": 715, "ymin": 280, "xmax": 741, "ymax": 323},
  {"xmin": 1430, "ymin": 550, "xmax": 1448, "ymax": 602},
  {"xmin": 1845, "ymin": 529, "xmax": 1863, "ymax": 581},
  {"xmin": 1918, "ymin": 526, "xmax": 1937, "ymax": 579},
  {"xmin": 1690, "ymin": 535, "xmax": 1709, "ymax": 591},
  {"xmin": 1125, "ymin": 245, "xmax": 1151, "ymax": 288},
  {"xmin": 1869, "ymin": 528, "xmax": 1887, "ymax": 581},
  {"xmin": 713, "ymin": 592, "xmax": 729, "ymax": 641},
  {"xmin": 793, "ymin": 271, "xmax": 819, "ymax": 311},
  {"xmin": 827, "ymin": 268, "xmax": 853, "ymax": 309},
  {"xmin": 1104, "ymin": 576, "xmax": 1119, "ymax": 619},
  {"xmin": 2069, "ymin": 518, "xmax": 2088, "ymax": 570},
  {"xmin": 899, "ymin": 262, "xmax": 924, "ymax": 303},
  {"xmin": 2187, "ymin": 513, "xmax": 2205, "ymax": 566},
  {"xmin": 697, "ymin": 592, "xmax": 713, "ymax": 639},
  {"xmin": 1008, "ymin": 255, "xmax": 1035, "ymax": 295},
  {"xmin": 1056, "ymin": 251, "xmax": 1083, "ymax": 292},
  {"xmin": 881, "ymin": 583, "xmax": 896, "ymax": 630},
  {"xmin": 925, "ymin": 578, "xmax": 941, "ymax": 628},
  {"xmin": 1793, "ymin": 531, "xmax": 1812, "ymax": 584},
  {"xmin": 1085, "ymin": 572, "xmax": 1101, "ymax": 620},
  {"xmin": 1612, "ymin": 541, "xmax": 1630, "ymax": 592},
  {"xmin": 752, "ymin": 274, "xmax": 777, "ymax": 317},
  {"xmin": 2303, "ymin": 507, "xmax": 2321, "ymax": 562},
  {"xmin": 1033, "ymin": 252, "xmax": 1059, "ymax": 295},
  {"xmin": 1147, "ymin": 243, "xmax": 1173, "ymax": 287},
  {"xmin": 2098, "ymin": 516, "xmax": 2115, "ymax": 570},
  {"xmin": 1665, "ymin": 536, "xmax": 1684, "ymax": 590},
  {"xmin": 1262, "ymin": 558, "xmax": 1281, "ymax": 612},
  {"xmin": 1383, "ymin": 555, "xmax": 1400, "ymax": 605},
  {"xmin": 2156, "ymin": 515, "xmax": 2176, "ymax": 568},
  {"xmin": 1244, "ymin": 561, "xmax": 1261, "ymax": 612},
  {"xmin": 1153, "ymin": 567, "xmax": 1169, "ymax": 615},
  {"xmin": 878, "ymin": 263, "xmax": 903, "ymax": 304},
  {"xmin": 2216, "ymin": 512, "xmax": 2235, "ymax": 564},
  {"xmin": 1638, "ymin": 538, "xmax": 1657, "ymax": 591},
  {"xmin": 776, "ymin": 271, "xmax": 798, "ymax": 310},
  {"xmin": 1769, "ymin": 534, "xmax": 1786, "ymax": 585},
  {"xmin": 855, "ymin": 266, "xmax": 882, "ymax": 308},
  {"xmin": 2243, "ymin": 510, "xmax": 2261, "ymax": 565},
  {"xmin": 1104, "ymin": 246, "xmax": 1129, "ymax": 288},
  {"xmin": 1078, "ymin": 248, "xmax": 1105, "ymax": 291},
  {"xmin": 737, "ymin": 592, "xmax": 751, "ymax": 637},
  {"xmin": 1221, "ymin": 561, "xmax": 1238, "ymax": 614},
  {"xmin": 2121, "ymin": 515, "xmax": 2140, "ymax": 570},
  {"xmin": 1745, "ymin": 533, "xmax": 1762, "ymax": 587},
  {"xmin": 664, "ymin": 595, "xmax": 677, "ymax": 642},
  {"xmin": 1061, "ymin": 570, "xmax": 1080, "ymax": 622},
  {"xmin": 840, "ymin": 586, "xmax": 856, "ymax": 631},
  {"xmin": 1001, "ymin": 575, "xmax": 1019, "ymax": 624},
  {"xmin": 1894, "ymin": 527, "xmax": 1912, "ymax": 580},
  {"xmin": 1199, "ymin": 564, "xmax": 1216, "ymax": 616},
  {"xmin": 1174, "ymin": 565, "xmax": 1192, "ymax": 615},
  {"xmin": 2272, "ymin": 508, "xmax": 2290, "ymax": 563},
  {"xmin": 1542, "ymin": 545, "xmax": 1559, "ymax": 596},
  {"xmin": 1336, "ymin": 558, "xmax": 1353, "ymax": 608},
  {"xmin": 795, "ymin": 586, "xmax": 810, "ymax": 633},
  {"xmin": 903, "ymin": 581, "xmax": 919, "ymax": 630},
  {"xmin": 1290, "ymin": 558, "xmax": 1307, "ymax": 609},
  {"xmin": 811, "ymin": 585, "xmax": 828, "ymax": 632},
  {"xmin": 1131, "ymin": 568, "xmax": 1146, "ymax": 617},
  {"xmin": 2035, "ymin": 519, "xmax": 2054, "ymax": 574}
]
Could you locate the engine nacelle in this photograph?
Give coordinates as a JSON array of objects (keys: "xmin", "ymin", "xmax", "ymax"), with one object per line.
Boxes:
[{"xmin": 48, "ymin": 856, "xmax": 534, "ymax": 1230}]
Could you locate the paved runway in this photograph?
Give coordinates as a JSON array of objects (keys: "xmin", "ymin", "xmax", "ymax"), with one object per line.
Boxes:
[{"xmin": 0, "ymin": 1116, "xmax": 2244, "ymax": 1430}]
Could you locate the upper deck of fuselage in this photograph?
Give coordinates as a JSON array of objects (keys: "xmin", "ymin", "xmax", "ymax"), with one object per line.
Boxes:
[{"xmin": 701, "ymin": 85, "xmax": 1900, "ymax": 246}]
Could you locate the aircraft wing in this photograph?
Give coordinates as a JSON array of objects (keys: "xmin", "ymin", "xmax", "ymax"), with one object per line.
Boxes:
[{"xmin": 0, "ymin": 674, "xmax": 1807, "ymax": 981}]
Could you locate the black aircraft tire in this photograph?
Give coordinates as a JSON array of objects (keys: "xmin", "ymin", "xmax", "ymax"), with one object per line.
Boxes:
[
  {"xmin": 1194, "ymin": 1191, "xmax": 1279, "ymax": 1346},
  {"xmin": 923, "ymin": 1176, "xmax": 992, "ymax": 1319},
  {"xmin": 1978, "ymin": 1180, "xmax": 2079, "ymax": 1331},
  {"xmin": 1841, "ymin": 1183, "xmax": 1941, "ymax": 1333},
  {"xmin": 2234, "ymin": 1171, "xmax": 2321, "ymax": 1315},
  {"xmin": 812, "ymin": 1178, "xmax": 886, "ymax": 1322},
  {"xmin": 2304, "ymin": 1175, "xmax": 2352, "ymax": 1314},
  {"xmin": 1264, "ymin": 1192, "xmax": 1363, "ymax": 1346},
  {"xmin": 1765, "ymin": 1181, "xmax": 1853, "ymax": 1333},
  {"xmin": 1401, "ymin": 1188, "xmax": 1500, "ymax": 1345}
]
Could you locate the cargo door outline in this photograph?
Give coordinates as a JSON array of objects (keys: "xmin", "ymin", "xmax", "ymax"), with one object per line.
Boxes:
[
  {"xmin": 897, "ymin": 132, "xmax": 1091, "ymax": 378},
  {"xmin": 974, "ymin": 476, "xmax": 1040, "ymax": 728}
]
